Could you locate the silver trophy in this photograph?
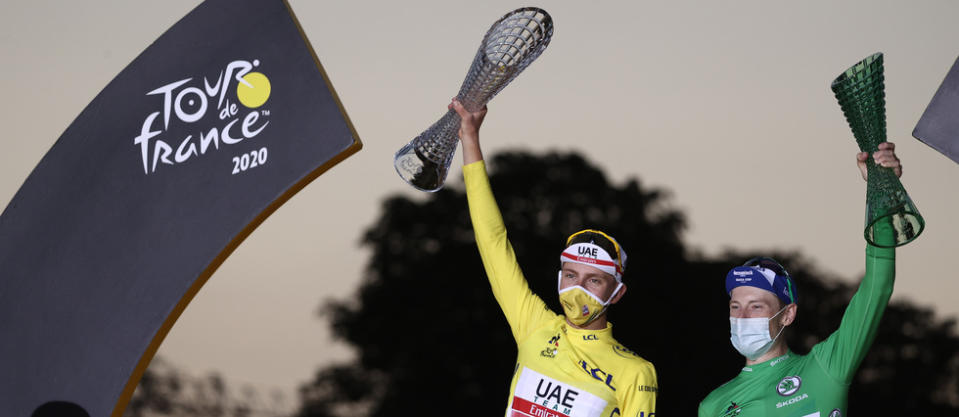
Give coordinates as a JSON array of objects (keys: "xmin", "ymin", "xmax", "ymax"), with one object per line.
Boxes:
[{"xmin": 393, "ymin": 7, "xmax": 553, "ymax": 192}]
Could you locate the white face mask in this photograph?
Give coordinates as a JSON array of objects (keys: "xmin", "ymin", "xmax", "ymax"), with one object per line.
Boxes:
[{"xmin": 729, "ymin": 305, "xmax": 788, "ymax": 360}]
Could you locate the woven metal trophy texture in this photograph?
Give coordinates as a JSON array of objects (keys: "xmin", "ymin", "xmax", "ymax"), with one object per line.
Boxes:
[
  {"xmin": 831, "ymin": 52, "xmax": 924, "ymax": 247},
  {"xmin": 393, "ymin": 7, "xmax": 553, "ymax": 192}
]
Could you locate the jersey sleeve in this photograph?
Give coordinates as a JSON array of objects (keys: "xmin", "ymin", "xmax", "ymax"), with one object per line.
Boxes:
[
  {"xmin": 464, "ymin": 161, "xmax": 557, "ymax": 344},
  {"xmin": 619, "ymin": 360, "xmax": 657, "ymax": 417},
  {"xmin": 810, "ymin": 218, "xmax": 896, "ymax": 384},
  {"xmin": 697, "ymin": 402, "xmax": 706, "ymax": 417},
  {"xmin": 697, "ymin": 384, "xmax": 729, "ymax": 417},
  {"xmin": 697, "ymin": 396, "xmax": 715, "ymax": 417}
]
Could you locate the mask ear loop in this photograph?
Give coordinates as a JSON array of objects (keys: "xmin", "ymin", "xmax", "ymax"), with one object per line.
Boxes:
[
  {"xmin": 603, "ymin": 282, "xmax": 624, "ymax": 306},
  {"xmin": 769, "ymin": 304, "xmax": 789, "ymax": 342},
  {"xmin": 579, "ymin": 282, "xmax": 623, "ymax": 326}
]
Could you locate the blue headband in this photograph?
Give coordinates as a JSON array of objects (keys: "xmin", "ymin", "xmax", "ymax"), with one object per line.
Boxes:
[{"xmin": 725, "ymin": 265, "xmax": 797, "ymax": 305}]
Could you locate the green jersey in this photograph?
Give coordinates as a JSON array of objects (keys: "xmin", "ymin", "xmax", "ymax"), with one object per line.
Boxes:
[{"xmin": 699, "ymin": 232, "xmax": 895, "ymax": 417}]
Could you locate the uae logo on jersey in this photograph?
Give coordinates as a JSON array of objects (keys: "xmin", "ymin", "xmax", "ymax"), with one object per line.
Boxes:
[
  {"xmin": 776, "ymin": 376, "xmax": 801, "ymax": 396},
  {"xmin": 510, "ymin": 368, "xmax": 608, "ymax": 417}
]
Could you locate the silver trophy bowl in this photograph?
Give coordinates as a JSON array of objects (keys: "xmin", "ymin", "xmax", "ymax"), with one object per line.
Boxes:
[{"xmin": 394, "ymin": 7, "xmax": 553, "ymax": 192}]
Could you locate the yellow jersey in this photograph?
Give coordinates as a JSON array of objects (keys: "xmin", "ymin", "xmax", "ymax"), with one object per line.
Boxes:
[{"xmin": 465, "ymin": 161, "xmax": 658, "ymax": 417}]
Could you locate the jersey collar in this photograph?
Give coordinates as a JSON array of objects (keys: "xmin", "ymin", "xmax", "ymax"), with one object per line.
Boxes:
[
  {"xmin": 741, "ymin": 351, "xmax": 795, "ymax": 375},
  {"xmin": 563, "ymin": 322, "xmax": 613, "ymax": 344}
]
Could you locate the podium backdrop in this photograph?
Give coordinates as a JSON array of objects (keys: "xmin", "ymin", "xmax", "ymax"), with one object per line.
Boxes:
[{"xmin": 0, "ymin": 1, "xmax": 361, "ymax": 415}]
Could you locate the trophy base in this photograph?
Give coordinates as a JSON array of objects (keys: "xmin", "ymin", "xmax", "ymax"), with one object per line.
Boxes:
[
  {"xmin": 862, "ymin": 164, "xmax": 925, "ymax": 248},
  {"xmin": 865, "ymin": 209, "xmax": 924, "ymax": 248},
  {"xmin": 393, "ymin": 142, "xmax": 449, "ymax": 193}
]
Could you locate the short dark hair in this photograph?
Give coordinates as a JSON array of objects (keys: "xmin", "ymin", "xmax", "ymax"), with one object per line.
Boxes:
[
  {"xmin": 741, "ymin": 256, "xmax": 798, "ymax": 306},
  {"xmin": 566, "ymin": 231, "xmax": 620, "ymax": 263}
]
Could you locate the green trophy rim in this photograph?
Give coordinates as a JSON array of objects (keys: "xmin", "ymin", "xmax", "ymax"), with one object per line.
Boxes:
[
  {"xmin": 831, "ymin": 52, "xmax": 883, "ymax": 90},
  {"xmin": 864, "ymin": 209, "xmax": 925, "ymax": 248}
]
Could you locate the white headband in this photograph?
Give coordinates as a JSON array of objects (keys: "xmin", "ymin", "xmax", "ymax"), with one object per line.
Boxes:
[{"xmin": 560, "ymin": 242, "xmax": 624, "ymax": 282}]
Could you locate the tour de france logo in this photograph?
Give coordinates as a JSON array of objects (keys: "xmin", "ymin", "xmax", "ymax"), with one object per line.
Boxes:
[
  {"xmin": 776, "ymin": 376, "xmax": 801, "ymax": 396},
  {"xmin": 133, "ymin": 59, "xmax": 273, "ymax": 176}
]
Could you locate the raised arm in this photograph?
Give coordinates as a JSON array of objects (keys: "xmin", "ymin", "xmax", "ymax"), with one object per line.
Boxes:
[
  {"xmin": 812, "ymin": 142, "xmax": 900, "ymax": 382},
  {"xmin": 451, "ymin": 98, "xmax": 486, "ymax": 166},
  {"xmin": 454, "ymin": 100, "xmax": 556, "ymax": 343}
]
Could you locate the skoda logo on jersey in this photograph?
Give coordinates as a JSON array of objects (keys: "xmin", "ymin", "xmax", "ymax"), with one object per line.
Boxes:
[
  {"xmin": 828, "ymin": 409, "xmax": 842, "ymax": 417},
  {"xmin": 776, "ymin": 376, "xmax": 801, "ymax": 396}
]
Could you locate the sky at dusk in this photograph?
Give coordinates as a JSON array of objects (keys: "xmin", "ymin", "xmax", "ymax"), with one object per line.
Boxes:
[{"xmin": 3, "ymin": 0, "xmax": 959, "ymax": 407}]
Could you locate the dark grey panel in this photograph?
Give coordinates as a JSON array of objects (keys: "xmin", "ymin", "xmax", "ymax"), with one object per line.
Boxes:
[
  {"xmin": 913, "ymin": 56, "xmax": 959, "ymax": 164},
  {"xmin": 0, "ymin": 0, "xmax": 361, "ymax": 415}
]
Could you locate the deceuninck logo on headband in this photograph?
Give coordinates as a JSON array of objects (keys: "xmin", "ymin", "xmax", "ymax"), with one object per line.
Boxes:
[{"xmin": 135, "ymin": 59, "xmax": 272, "ymax": 175}]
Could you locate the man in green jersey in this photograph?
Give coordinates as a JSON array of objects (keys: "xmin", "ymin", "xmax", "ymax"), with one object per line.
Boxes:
[{"xmin": 699, "ymin": 142, "xmax": 902, "ymax": 417}]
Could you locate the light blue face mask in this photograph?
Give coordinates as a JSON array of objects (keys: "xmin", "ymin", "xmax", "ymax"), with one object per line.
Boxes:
[{"xmin": 729, "ymin": 305, "xmax": 788, "ymax": 360}]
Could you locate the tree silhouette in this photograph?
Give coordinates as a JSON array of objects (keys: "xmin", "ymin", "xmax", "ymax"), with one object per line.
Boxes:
[
  {"xmin": 297, "ymin": 151, "xmax": 959, "ymax": 416},
  {"xmin": 123, "ymin": 356, "xmax": 289, "ymax": 417}
]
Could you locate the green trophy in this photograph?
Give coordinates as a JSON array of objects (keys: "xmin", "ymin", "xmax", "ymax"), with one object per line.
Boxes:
[{"xmin": 831, "ymin": 52, "xmax": 924, "ymax": 247}]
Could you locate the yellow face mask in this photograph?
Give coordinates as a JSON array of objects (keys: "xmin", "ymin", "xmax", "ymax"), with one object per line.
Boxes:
[
  {"xmin": 557, "ymin": 272, "xmax": 623, "ymax": 326},
  {"xmin": 559, "ymin": 285, "xmax": 607, "ymax": 326}
]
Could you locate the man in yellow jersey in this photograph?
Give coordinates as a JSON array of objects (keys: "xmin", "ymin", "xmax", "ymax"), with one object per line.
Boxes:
[{"xmin": 450, "ymin": 98, "xmax": 657, "ymax": 417}]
